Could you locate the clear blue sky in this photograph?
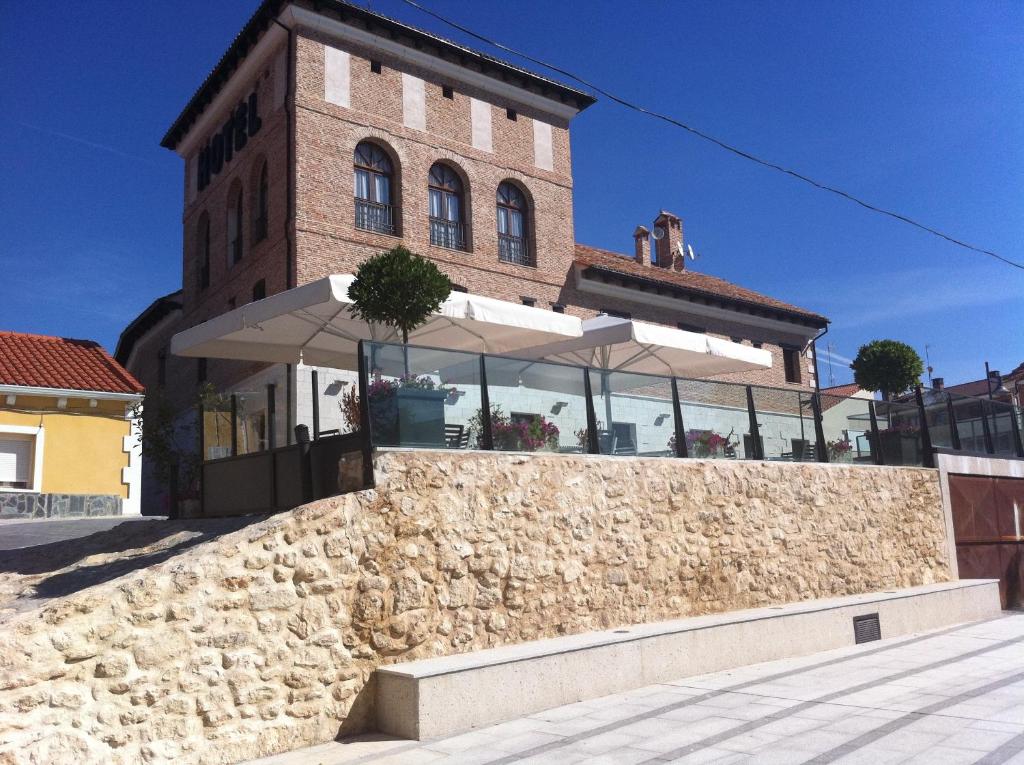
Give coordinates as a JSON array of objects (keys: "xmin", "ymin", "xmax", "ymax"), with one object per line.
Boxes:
[{"xmin": 1, "ymin": 0, "xmax": 1021, "ymax": 387}]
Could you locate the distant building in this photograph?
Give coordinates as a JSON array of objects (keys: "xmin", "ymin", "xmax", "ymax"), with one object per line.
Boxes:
[
  {"xmin": 0, "ymin": 332, "xmax": 144, "ymax": 518},
  {"xmin": 943, "ymin": 364, "xmax": 1024, "ymax": 408}
]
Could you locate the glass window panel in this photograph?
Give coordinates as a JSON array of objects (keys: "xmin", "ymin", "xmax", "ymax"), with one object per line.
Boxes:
[
  {"xmin": 483, "ymin": 357, "xmax": 586, "ymax": 453},
  {"xmin": 363, "ymin": 342, "xmax": 482, "ymax": 450},
  {"xmin": 429, "ymin": 188, "xmax": 441, "ymax": 219},
  {"xmin": 873, "ymin": 400, "xmax": 925, "ymax": 466},
  {"xmin": 819, "ymin": 393, "xmax": 875, "ymax": 463},
  {"xmin": 588, "ymin": 371, "xmax": 675, "ymax": 457},
  {"xmin": 673, "ymin": 378, "xmax": 751, "ymax": 459},
  {"xmin": 354, "ymin": 169, "xmax": 370, "ymax": 200},
  {"xmin": 750, "ymin": 387, "xmax": 818, "ymax": 461},
  {"xmin": 202, "ymin": 391, "xmax": 234, "ymax": 461}
]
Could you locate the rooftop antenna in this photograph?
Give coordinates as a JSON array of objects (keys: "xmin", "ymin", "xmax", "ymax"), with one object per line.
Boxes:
[
  {"xmin": 925, "ymin": 344, "xmax": 933, "ymax": 385},
  {"xmin": 826, "ymin": 342, "xmax": 836, "ymax": 387}
]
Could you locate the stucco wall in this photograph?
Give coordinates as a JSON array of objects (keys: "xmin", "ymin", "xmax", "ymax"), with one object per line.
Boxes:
[
  {"xmin": 0, "ymin": 396, "xmax": 131, "ymax": 497},
  {"xmin": 0, "ymin": 452, "xmax": 949, "ymax": 764}
]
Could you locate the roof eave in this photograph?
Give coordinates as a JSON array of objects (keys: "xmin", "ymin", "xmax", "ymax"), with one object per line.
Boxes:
[{"xmin": 578, "ymin": 262, "xmax": 829, "ymax": 330}]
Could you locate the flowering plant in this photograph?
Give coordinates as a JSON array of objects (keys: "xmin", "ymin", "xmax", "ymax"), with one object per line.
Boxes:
[
  {"xmin": 826, "ymin": 438, "xmax": 852, "ymax": 461},
  {"xmin": 366, "ymin": 374, "xmax": 453, "ymax": 400},
  {"xmin": 669, "ymin": 429, "xmax": 728, "ymax": 457},
  {"xmin": 470, "ymin": 405, "xmax": 559, "ymax": 452}
]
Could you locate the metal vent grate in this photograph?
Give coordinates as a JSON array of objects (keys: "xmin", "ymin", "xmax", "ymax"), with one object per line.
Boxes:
[{"xmin": 853, "ymin": 613, "xmax": 881, "ymax": 644}]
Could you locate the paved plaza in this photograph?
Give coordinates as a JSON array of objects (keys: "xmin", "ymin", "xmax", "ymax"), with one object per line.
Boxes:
[
  {"xmin": 0, "ymin": 515, "xmax": 164, "ymax": 550},
  {"xmin": 250, "ymin": 612, "xmax": 1024, "ymax": 764}
]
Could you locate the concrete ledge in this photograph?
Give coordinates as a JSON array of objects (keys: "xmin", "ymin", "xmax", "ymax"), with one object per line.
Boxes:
[{"xmin": 375, "ymin": 580, "xmax": 1001, "ymax": 740}]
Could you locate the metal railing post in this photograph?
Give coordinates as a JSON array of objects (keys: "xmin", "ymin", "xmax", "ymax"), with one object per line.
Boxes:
[
  {"xmin": 868, "ymin": 400, "xmax": 885, "ymax": 465},
  {"xmin": 1010, "ymin": 405, "xmax": 1024, "ymax": 459},
  {"xmin": 980, "ymin": 400, "xmax": 995, "ymax": 455},
  {"xmin": 267, "ymin": 383, "xmax": 277, "ymax": 509},
  {"xmin": 197, "ymin": 401, "xmax": 205, "ymax": 517},
  {"xmin": 266, "ymin": 383, "xmax": 276, "ymax": 451},
  {"xmin": 914, "ymin": 385, "xmax": 935, "ymax": 468},
  {"xmin": 478, "ymin": 354, "xmax": 494, "ymax": 451},
  {"xmin": 811, "ymin": 393, "xmax": 828, "ymax": 462},
  {"xmin": 583, "ymin": 368, "xmax": 600, "ymax": 455},
  {"xmin": 671, "ymin": 378, "xmax": 688, "ymax": 458},
  {"xmin": 230, "ymin": 394, "xmax": 238, "ymax": 457},
  {"xmin": 356, "ymin": 340, "xmax": 375, "ymax": 488},
  {"xmin": 945, "ymin": 393, "xmax": 962, "ymax": 452},
  {"xmin": 311, "ymin": 368, "xmax": 320, "ymax": 440},
  {"xmin": 745, "ymin": 386, "xmax": 763, "ymax": 460}
]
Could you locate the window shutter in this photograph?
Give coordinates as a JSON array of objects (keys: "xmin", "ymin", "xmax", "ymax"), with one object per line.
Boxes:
[{"xmin": 0, "ymin": 438, "xmax": 31, "ymax": 484}]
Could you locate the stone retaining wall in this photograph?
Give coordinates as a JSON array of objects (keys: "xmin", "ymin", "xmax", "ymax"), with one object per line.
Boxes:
[
  {"xmin": 0, "ymin": 452, "xmax": 949, "ymax": 764},
  {"xmin": 0, "ymin": 493, "xmax": 122, "ymax": 521}
]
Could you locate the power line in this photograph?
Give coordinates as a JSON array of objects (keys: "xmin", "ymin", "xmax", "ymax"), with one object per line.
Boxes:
[{"xmin": 399, "ymin": 0, "xmax": 1024, "ymax": 272}]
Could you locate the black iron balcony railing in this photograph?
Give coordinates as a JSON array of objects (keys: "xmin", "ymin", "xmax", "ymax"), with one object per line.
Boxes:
[
  {"xmin": 355, "ymin": 200, "xmax": 396, "ymax": 236},
  {"xmin": 498, "ymin": 234, "xmax": 531, "ymax": 266},
  {"xmin": 429, "ymin": 218, "xmax": 466, "ymax": 251}
]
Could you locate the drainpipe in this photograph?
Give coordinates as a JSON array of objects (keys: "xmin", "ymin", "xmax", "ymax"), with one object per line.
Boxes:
[
  {"xmin": 272, "ymin": 15, "xmax": 297, "ymax": 444},
  {"xmin": 809, "ymin": 324, "xmax": 829, "ymax": 395}
]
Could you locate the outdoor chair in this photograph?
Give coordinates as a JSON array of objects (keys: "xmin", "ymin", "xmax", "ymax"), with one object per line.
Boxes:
[{"xmin": 444, "ymin": 424, "xmax": 471, "ymax": 449}]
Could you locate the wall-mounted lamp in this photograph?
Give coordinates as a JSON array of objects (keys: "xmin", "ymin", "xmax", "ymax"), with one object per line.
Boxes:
[
  {"xmin": 88, "ymin": 399, "xmax": 98, "ymax": 408},
  {"xmin": 56, "ymin": 397, "xmax": 68, "ymax": 410},
  {"xmin": 4, "ymin": 395, "xmax": 15, "ymax": 406},
  {"xmin": 654, "ymin": 413, "xmax": 670, "ymax": 426},
  {"xmin": 551, "ymin": 401, "xmax": 569, "ymax": 414},
  {"xmin": 445, "ymin": 389, "xmax": 465, "ymax": 404}
]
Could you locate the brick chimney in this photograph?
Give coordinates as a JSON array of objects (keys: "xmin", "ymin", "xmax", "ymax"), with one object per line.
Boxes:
[
  {"xmin": 653, "ymin": 210, "xmax": 683, "ymax": 270},
  {"xmin": 633, "ymin": 225, "xmax": 650, "ymax": 266},
  {"xmin": 932, "ymin": 377, "xmax": 944, "ymax": 391}
]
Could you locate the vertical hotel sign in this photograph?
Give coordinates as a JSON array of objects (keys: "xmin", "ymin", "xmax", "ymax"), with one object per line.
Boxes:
[{"xmin": 197, "ymin": 91, "xmax": 262, "ymax": 191}]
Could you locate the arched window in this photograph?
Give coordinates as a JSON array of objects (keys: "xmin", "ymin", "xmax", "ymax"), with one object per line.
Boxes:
[
  {"xmin": 253, "ymin": 162, "xmax": 268, "ymax": 243},
  {"xmin": 353, "ymin": 141, "xmax": 395, "ymax": 235},
  {"xmin": 497, "ymin": 182, "xmax": 530, "ymax": 266},
  {"xmin": 428, "ymin": 163, "xmax": 465, "ymax": 250},
  {"xmin": 197, "ymin": 212, "xmax": 210, "ymax": 290},
  {"xmin": 227, "ymin": 182, "xmax": 243, "ymax": 266}
]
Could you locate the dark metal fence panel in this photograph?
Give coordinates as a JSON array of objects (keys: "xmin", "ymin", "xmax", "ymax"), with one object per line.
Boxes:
[{"xmin": 203, "ymin": 452, "xmax": 274, "ymax": 516}]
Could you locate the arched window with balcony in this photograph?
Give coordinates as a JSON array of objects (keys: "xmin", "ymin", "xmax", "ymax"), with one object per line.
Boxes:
[
  {"xmin": 428, "ymin": 163, "xmax": 466, "ymax": 251},
  {"xmin": 227, "ymin": 181, "xmax": 243, "ymax": 266},
  {"xmin": 197, "ymin": 211, "xmax": 210, "ymax": 290},
  {"xmin": 496, "ymin": 181, "xmax": 530, "ymax": 266},
  {"xmin": 253, "ymin": 161, "xmax": 268, "ymax": 244},
  {"xmin": 353, "ymin": 141, "xmax": 395, "ymax": 235}
]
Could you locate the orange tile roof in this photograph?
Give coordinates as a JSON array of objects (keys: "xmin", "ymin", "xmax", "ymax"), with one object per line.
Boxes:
[
  {"xmin": 0, "ymin": 331, "xmax": 144, "ymax": 395},
  {"xmin": 574, "ymin": 244, "xmax": 828, "ymax": 325},
  {"xmin": 821, "ymin": 383, "xmax": 863, "ymax": 398}
]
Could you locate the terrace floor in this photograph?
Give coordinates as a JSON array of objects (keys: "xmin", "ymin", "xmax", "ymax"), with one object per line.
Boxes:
[{"xmin": 248, "ymin": 611, "xmax": 1024, "ymax": 764}]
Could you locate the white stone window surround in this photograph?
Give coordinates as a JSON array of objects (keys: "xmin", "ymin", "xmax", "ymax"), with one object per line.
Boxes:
[{"xmin": 0, "ymin": 424, "xmax": 45, "ymax": 493}]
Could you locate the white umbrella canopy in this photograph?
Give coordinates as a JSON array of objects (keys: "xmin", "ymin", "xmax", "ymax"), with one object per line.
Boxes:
[
  {"xmin": 519, "ymin": 315, "xmax": 772, "ymax": 380},
  {"xmin": 170, "ymin": 275, "xmax": 583, "ymax": 369}
]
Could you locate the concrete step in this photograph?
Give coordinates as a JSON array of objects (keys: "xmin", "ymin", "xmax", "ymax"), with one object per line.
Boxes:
[{"xmin": 374, "ymin": 579, "xmax": 1001, "ymax": 740}]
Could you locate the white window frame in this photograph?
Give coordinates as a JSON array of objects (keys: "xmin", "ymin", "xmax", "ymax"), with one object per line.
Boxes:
[{"xmin": 0, "ymin": 425, "xmax": 44, "ymax": 493}]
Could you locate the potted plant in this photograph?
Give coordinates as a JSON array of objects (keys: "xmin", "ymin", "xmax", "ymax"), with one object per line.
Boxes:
[
  {"xmin": 347, "ymin": 246, "xmax": 452, "ymax": 446},
  {"xmin": 678, "ymin": 429, "xmax": 728, "ymax": 458},
  {"xmin": 826, "ymin": 437, "xmax": 853, "ymax": 462},
  {"xmin": 470, "ymin": 405, "xmax": 559, "ymax": 452}
]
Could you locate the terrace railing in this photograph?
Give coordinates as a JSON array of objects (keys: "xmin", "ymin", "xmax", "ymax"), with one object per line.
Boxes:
[{"xmin": 356, "ymin": 340, "xmax": 1024, "ymax": 467}]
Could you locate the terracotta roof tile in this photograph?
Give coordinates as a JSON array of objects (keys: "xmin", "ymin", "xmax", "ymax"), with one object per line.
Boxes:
[
  {"xmin": 0, "ymin": 331, "xmax": 144, "ymax": 395},
  {"xmin": 821, "ymin": 383, "xmax": 863, "ymax": 398},
  {"xmin": 574, "ymin": 244, "xmax": 828, "ymax": 325}
]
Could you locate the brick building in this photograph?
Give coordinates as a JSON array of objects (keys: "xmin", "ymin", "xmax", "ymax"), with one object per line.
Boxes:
[{"xmin": 119, "ymin": 0, "xmax": 829, "ymax": 504}]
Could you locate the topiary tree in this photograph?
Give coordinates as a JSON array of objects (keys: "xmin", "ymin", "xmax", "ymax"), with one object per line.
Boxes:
[
  {"xmin": 850, "ymin": 339, "xmax": 924, "ymax": 400},
  {"xmin": 348, "ymin": 246, "xmax": 451, "ymax": 344}
]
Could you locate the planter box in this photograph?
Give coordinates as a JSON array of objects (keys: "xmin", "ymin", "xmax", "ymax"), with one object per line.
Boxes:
[
  {"xmin": 869, "ymin": 432, "xmax": 922, "ymax": 465},
  {"xmin": 370, "ymin": 388, "xmax": 447, "ymax": 447}
]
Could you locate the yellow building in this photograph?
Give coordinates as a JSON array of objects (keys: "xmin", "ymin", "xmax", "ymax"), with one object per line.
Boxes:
[{"xmin": 0, "ymin": 331, "xmax": 144, "ymax": 519}]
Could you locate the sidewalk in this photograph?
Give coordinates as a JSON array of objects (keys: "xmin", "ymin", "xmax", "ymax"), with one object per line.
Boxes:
[
  {"xmin": 0, "ymin": 515, "xmax": 164, "ymax": 550},
  {"xmin": 247, "ymin": 612, "xmax": 1024, "ymax": 764}
]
